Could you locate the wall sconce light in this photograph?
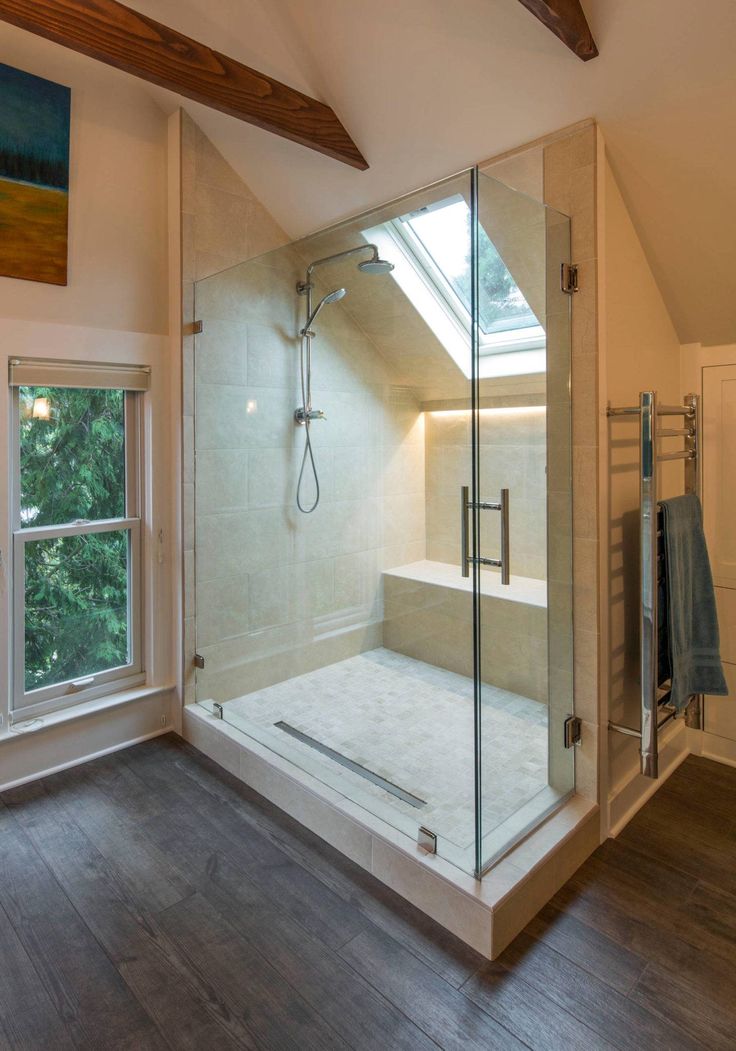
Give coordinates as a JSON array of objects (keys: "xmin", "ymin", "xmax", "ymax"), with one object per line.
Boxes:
[{"xmin": 31, "ymin": 397, "xmax": 52, "ymax": 420}]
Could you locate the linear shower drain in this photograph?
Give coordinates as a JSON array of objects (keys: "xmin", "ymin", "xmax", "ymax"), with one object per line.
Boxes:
[{"xmin": 274, "ymin": 721, "xmax": 426, "ymax": 809}]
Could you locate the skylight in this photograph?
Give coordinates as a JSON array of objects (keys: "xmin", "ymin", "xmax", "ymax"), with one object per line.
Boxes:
[{"xmin": 363, "ymin": 193, "xmax": 545, "ymax": 379}]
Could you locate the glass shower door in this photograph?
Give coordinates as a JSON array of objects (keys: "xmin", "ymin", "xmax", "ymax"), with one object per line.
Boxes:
[
  {"xmin": 192, "ymin": 171, "xmax": 484, "ymax": 874},
  {"xmin": 471, "ymin": 169, "xmax": 575, "ymax": 875},
  {"xmin": 189, "ymin": 163, "xmax": 574, "ymax": 879}
]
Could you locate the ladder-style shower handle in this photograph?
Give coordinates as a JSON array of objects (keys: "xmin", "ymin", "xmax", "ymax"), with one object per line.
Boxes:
[
  {"xmin": 461, "ymin": 485, "xmax": 470, "ymax": 578},
  {"xmin": 500, "ymin": 487, "xmax": 510, "ymax": 586},
  {"xmin": 460, "ymin": 486, "xmax": 510, "ymax": 584}
]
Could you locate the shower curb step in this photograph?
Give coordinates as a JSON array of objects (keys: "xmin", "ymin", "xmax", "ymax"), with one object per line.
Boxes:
[{"xmin": 182, "ymin": 703, "xmax": 599, "ymax": 959}]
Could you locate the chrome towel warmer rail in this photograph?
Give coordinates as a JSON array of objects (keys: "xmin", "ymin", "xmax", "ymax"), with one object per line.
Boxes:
[
  {"xmin": 460, "ymin": 486, "xmax": 510, "ymax": 584},
  {"xmin": 607, "ymin": 390, "xmax": 702, "ymax": 778}
]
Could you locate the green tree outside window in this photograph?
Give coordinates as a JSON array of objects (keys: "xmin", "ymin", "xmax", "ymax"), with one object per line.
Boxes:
[{"xmin": 20, "ymin": 386, "xmax": 130, "ymax": 691}]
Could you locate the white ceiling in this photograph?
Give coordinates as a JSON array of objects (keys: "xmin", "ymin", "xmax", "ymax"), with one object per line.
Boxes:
[{"xmin": 11, "ymin": 0, "xmax": 736, "ymax": 344}]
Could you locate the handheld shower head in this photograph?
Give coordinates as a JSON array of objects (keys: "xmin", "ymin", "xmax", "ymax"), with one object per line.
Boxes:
[
  {"xmin": 358, "ymin": 257, "xmax": 394, "ymax": 275},
  {"xmin": 321, "ymin": 287, "xmax": 347, "ymax": 306},
  {"xmin": 301, "ymin": 287, "xmax": 346, "ymax": 334}
]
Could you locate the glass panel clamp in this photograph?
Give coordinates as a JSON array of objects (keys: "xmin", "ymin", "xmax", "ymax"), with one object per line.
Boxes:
[{"xmin": 563, "ymin": 715, "xmax": 582, "ymax": 748}]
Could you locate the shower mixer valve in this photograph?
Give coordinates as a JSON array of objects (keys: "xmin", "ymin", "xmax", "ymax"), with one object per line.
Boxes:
[{"xmin": 294, "ymin": 407, "xmax": 326, "ymax": 424}]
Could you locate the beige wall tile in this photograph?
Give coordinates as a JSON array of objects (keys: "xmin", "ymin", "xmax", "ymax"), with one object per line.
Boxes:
[
  {"xmin": 572, "ymin": 446, "xmax": 598, "ymax": 540},
  {"xmin": 425, "ymin": 409, "xmax": 548, "ymax": 580},
  {"xmin": 544, "ymin": 127, "xmax": 600, "ymax": 795},
  {"xmin": 194, "ymin": 125, "xmax": 255, "ymax": 198}
]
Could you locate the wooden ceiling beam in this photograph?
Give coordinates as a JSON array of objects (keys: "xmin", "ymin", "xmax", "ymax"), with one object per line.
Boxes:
[
  {"xmin": 516, "ymin": 0, "xmax": 598, "ymax": 61},
  {"xmin": 0, "ymin": 0, "xmax": 368, "ymax": 169}
]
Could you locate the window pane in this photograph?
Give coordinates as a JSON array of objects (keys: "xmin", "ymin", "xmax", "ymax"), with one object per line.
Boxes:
[
  {"xmin": 403, "ymin": 198, "xmax": 539, "ymax": 335},
  {"xmin": 19, "ymin": 386, "xmax": 125, "ymax": 528},
  {"xmin": 24, "ymin": 529, "xmax": 130, "ymax": 691}
]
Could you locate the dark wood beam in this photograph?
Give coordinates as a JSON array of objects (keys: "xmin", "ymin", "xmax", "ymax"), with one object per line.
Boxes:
[
  {"xmin": 516, "ymin": 0, "xmax": 598, "ymax": 61},
  {"xmin": 0, "ymin": 0, "xmax": 368, "ymax": 169}
]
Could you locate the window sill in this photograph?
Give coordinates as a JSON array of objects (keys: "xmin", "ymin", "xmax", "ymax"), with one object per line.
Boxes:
[{"xmin": 0, "ymin": 683, "xmax": 175, "ymax": 746}]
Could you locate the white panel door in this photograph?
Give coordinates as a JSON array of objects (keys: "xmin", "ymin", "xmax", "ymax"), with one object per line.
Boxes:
[
  {"xmin": 704, "ymin": 662, "xmax": 736, "ymax": 739},
  {"xmin": 702, "ymin": 363, "xmax": 736, "ymax": 741},
  {"xmin": 703, "ymin": 364, "xmax": 736, "ymax": 589}
]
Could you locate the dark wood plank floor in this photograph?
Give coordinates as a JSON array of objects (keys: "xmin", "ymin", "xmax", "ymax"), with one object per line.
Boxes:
[{"xmin": 1, "ymin": 735, "xmax": 734, "ymax": 1050}]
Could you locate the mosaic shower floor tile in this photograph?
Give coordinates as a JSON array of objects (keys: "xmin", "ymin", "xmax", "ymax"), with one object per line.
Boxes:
[{"xmin": 223, "ymin": 648, "xmax": 549, "ymax": 850}]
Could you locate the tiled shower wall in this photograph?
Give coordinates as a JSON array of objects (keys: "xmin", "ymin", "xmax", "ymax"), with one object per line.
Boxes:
[
  {"xmin": 180, "ymin": 113, "xmax": 426, "ymax": 705},
  {"xmin": 425, "ymin": 408, "xmax": 548, "ymax": 579},
  {"xmin": 479, "ymin": 123, "xmax": 600, "ymax": 803},
  {"xmin": 542, "ymin": 124, "xmax": 600, "ymax": 806},
  {"xmin": 193, "ymin": 248, "xmax": 426, "ymax": 703},
  {"xmin": 180, "ymin": 110, "xmax": 290, "ymax": 704}
]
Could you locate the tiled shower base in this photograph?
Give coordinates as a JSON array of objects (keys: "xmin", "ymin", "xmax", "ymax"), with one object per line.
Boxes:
[
  {"xmin": 183, "ymin": 695, "xmax": 599, "ymax": 958},
  {"xmin": 211, "ymin": 649, "xmax": 550, "ymax": 863},
  {"xmin": 197, "ymin": 648, "xmax": 571, "ymax": 874}
]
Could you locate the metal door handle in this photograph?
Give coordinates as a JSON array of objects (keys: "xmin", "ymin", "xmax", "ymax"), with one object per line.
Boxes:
[
  {"xmin": 460, "ymin": 486, "xmax": 510, "ymax": 584},
  {"xmin": 499, "ymin": 487, "xmax": 510, "ymax": 586},
  {"xmin": 461, "ymin": 486, "xmax": 470, "ymax": 578}
]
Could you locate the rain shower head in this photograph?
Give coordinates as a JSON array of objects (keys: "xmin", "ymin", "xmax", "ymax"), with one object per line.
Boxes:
[
  {"xmin": 358, "ymin": 257, "xmax": 394, "ymax": 275},
  {"xmin": 302, "ymin": 243, "xmax": 394, "ymax": 285},
  {"xmin": 301, "ymin": 287, "xmax": 346, "ymax": 334}
]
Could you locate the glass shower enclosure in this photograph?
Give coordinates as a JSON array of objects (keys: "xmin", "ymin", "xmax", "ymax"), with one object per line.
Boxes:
[{"xmin": 192, "ymin": 167, "xmax": 574, "ymax": 877}]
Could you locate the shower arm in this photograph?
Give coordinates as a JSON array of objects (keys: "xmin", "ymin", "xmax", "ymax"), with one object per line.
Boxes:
[
  {"xmin": 297, "ymin": 242, "xmax": 388, "ymax": 418},
  {"xmin": 297, "ymin": 244, "xmax": 381, "ymax": 294},
  {"xmin": 297, "ymin": 245, "xmax": 378, "ymax": 412}
]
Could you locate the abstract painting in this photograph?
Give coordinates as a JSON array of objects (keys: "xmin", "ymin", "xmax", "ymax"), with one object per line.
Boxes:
[{"xmin": 0, "ymin": 63, "xmax": 71, "ymax": 285}]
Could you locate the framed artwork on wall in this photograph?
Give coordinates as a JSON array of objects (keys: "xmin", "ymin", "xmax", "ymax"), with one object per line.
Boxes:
[{"xmin": 0, "ymin": 62, "xmax": 71, "ymax": 286}]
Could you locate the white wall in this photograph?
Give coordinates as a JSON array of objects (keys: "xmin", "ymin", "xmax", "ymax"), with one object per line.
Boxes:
[
  {"xmin": 127, "ymin": 0, "xmax": 736, "ymax": 350},
  {"xmin": 601, "ymin": 153, "xmax": 688, "ymax": 831},
  {"xmin": 681, "ymin": 342, "xmax": 736, "ymax": 766},
  {"xmin": 0, "ymin": 30, "xmax": 175, "ymax": 780},
  {"xmin": 0, "ymin": 27, "xmax": 168, "ymax": 334}
]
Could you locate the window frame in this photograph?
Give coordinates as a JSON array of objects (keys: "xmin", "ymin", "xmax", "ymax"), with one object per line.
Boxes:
[
  {"xmin": 392, "ymin": 203, "xmax": 546, "ymax": 356},
  {"xmin": 362, "ymin": 193, "xmax": 546, "ymax": 382},
  {"xmin": 10, "ymin": 385, "xmax": 145, "ymax": 719}
]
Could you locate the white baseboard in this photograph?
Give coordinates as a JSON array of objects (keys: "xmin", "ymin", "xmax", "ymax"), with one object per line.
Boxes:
[
  {"xmin": 0, "ymin": 689, "xmax": 173, "ymax": 790},
  {"xmin": 699, "ymin": 730, "xmax": 736, "ymax": 769},
  {"xmin": 607, "ymin": 721, "xmax": 736, "ymax": 837},
  {"xmin": 607, "ymin": 719, "xmax": 690, "ymax": 837}
]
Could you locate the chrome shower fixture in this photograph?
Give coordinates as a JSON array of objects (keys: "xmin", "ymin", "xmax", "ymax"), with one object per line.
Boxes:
[
  {"xmin": 300, "ymin": 287, "xmax": 346, "ymax": 336},
  {"xmin": 357, "ymin": 257, "xmax": 394, "ymax": 275},
  {"xmin": 294, "ymin": 242, "xmax": 394, "ymax": 514},
  {"xmin": 296, "ymin": 242, "xmax": 394, "ymax": 299}
]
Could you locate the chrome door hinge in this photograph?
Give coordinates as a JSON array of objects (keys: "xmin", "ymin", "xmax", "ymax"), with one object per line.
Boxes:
[
  {"xmin": 564, "ymin": 715, "xmax": 582, "ymax": 748},
  {"xmin": 418, "ymin": 827, "xmax": 437, "ymax": 854},
  {"xmin": 561, "ymin": 263, "xmax": 579, "ymax": 294},
  {"xmin": 193, "ymin": 653, "xmax": 205, "ymax": 669}
]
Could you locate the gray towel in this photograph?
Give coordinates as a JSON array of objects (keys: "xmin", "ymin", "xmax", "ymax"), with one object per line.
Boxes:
[{"xmin": 659, "ymin": 493, "xmax": 728, "ymax": 711}]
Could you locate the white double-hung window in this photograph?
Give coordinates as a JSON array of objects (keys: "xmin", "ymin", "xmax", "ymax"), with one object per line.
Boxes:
[{"xmin": 9, "ymin": 359, "xmax": 150, "ymax": 719}]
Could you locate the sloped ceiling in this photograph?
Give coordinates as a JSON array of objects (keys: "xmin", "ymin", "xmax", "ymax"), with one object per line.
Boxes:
[{"xmin": 6, "ymin": 0, "xmax": 736, "ymax": 344}]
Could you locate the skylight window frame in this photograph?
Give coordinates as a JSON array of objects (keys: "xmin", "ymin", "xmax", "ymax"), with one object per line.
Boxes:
[{"xmin": 390, "ymin": 197, "xmax": 546, "ymax": 358}]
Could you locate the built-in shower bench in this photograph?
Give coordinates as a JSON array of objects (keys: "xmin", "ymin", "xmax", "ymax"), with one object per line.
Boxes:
[{"xmin": 382, "ymin": 560, "xmax": 548, "ymax": 702}]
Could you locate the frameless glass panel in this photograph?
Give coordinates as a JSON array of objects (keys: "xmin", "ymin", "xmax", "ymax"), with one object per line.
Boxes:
[
  {"xmin": 192, "ymin": 165, "xmax": 574, "ymax": 879},
  {"xmin": 23, "ymin": 528, "xmax": 130, "ymax": 691},
  {"xmin": 19, "ymin": 386, "xmax": 125, "ymax": 528},
  {"xmin": 194, "ymin": 170, "xmax": 480, "ymax": 874},
  {"xmin": 474, "ymin": 169, "xmax": 575, "ymax": 874}
]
